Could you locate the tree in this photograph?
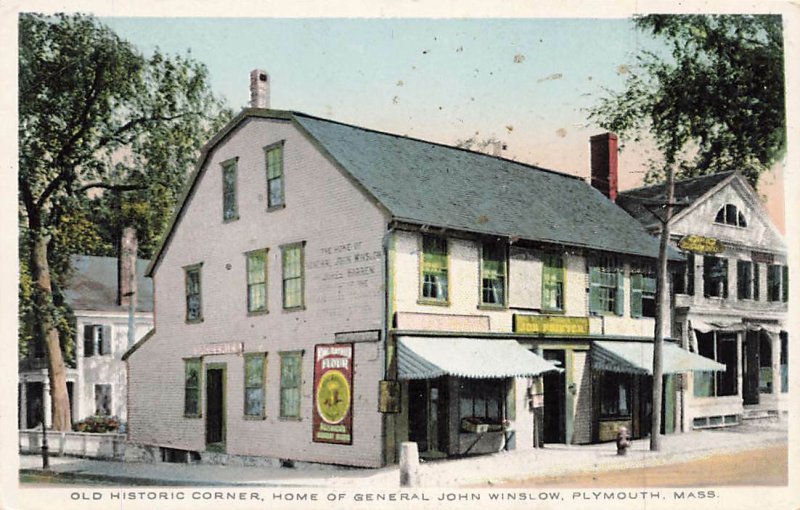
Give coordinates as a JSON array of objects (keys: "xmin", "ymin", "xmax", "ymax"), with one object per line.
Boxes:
[
  {"xmin": 19, "ymin": 13, "xmax": 231, "ymax": 430},
  {"xmin": 589, "ymin": 14, "xmax": 785, "ymax": 187}
]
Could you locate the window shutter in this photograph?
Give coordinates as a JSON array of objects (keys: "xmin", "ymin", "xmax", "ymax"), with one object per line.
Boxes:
[
  {"xmin": 630, "ymin": 273, "xmax": 643, "ymax": 318},
  {"xmin": 615, "ymin": 269, "xmax": 625, "ymax": 316},
  {"xmin": 783, "ymin": 265, "xmax": 789, "ymax": 302},
  {"xmin": 101, "ymin": 325, "xmax": 111, "ymax": 355},
  {"xmin": 589, "ymin": 266, "xmax": 602, "ymax": 314},
  {"xmin": 83, "ymin": 325, "xmax": 94, "ymax": 356}
]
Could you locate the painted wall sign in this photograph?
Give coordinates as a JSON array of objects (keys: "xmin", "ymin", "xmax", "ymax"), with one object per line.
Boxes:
[
  {"xmin": 678, "ymin": 235, "xmax": 725, "ymax": 254},
  {"xmin": 192, "ymin": 342, "xmax": 243, "ymax": 357},
  {"xmin": 313, "ymin": 343, "xmax": 354, "ymax": 444},
  {"xmin": 514, "ymin": 315, "xmax": 589, "ymax": 336}
]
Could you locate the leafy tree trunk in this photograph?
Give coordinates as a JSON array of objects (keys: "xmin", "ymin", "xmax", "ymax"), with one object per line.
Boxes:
[
  {"xmin": 31, "ymin": 233, "xmax": 71, "ymax": 430},
  {"xmin": 651, "ymin": 164, "xmax": 675, "ymax": 451}
]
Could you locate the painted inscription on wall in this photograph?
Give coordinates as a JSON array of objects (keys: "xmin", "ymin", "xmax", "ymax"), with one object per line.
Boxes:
[
  {"xmin": 307, "ymin": 241, "xmax": 382, "ymax": 283},
  {"xmin": 313, "ymin": 343, "xmax": 354, "ymax": 445}
]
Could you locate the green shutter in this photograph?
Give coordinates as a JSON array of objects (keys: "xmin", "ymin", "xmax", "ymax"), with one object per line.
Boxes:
[
  {"xmin": 589, "ymin": 266, "xmax": 602, "ymax": 314},
  {"xmin": 630, "ymin": 273, "xmax": 643, "ymax": 318},
  {"xmin": 615, "ymin": 269, "xmax": 625, "ymax": 316}
]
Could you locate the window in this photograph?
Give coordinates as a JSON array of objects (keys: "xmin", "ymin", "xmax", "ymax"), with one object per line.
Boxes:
[
  {"xmin": 673, "ymin": 252, "xmax": 694, "ymax": 295},
  {"xmin": 542, "ymin": 254, "xmax": 564, "ymax": 312},
  {"xmin": 754, "ymin": 262, "xmax": 761, "ymax": 301},
  {"xmin": 83, "ymin": 325, "xmax": 110, "ymax": 356},
  {"xmin": 221, "ymin": 159, "xmax": 238, "ymax": 221},
  {"xmin": 767, "ymin": 264, "xmax": 783, "ymax": 302},
  {"xmin": 185, "ymin": 264, "xmax": 203, "ymax": 322},
  {"xmin": 459, "ymin": 378, "xmax": 508, "ymax": 424},
  {"xmin": 599, "ymin": 372, "xmax": 632, "ymax": 418},
  {"xmin": 703, "ymin": 256, "xmax": 728, "ymax": 298},
  {"xmin": 480, "ymin": 242, "xmax": 507, "ymax": 306},
  {"xmin": 630, "ymin": 270, "xmax": 656, "ymax": 318},
  {"xmin": 184, "ymin": 358, "xmax": 201, "ymax": 417},
  {"xmin": 589, "ymin": 255, "xmax": 623, "ymax": 315},
  {"xmin": 265, "ymin": 143, "xmax": 284, "ymax": 209},
  {"xmin": 94, "ymin": 384, "xmax": 112, "ymax": 416},
  {"xmin": 420, "ymin": 235, "xmax": 448, "ymax": 302},
  {"xmin": 279, "ymin": 351, "xmax": 302, "ymax": 419},
  {"xmin": 714, "ymin": 204, "xmax": 747, "ymax": 227},
  {"xmin": 781, "ymin": 332, "xmax": 788, "ymax": 393},
  {"xmin": 783, "ymin": 266, "xmax": 789, "ymax": 302},
  {"xmin": 737, "ymin": 260, "xmax": 754, "ymax": 300},
  {"xmin": 694, "ymin": 332, "xmax": 737, "ymax": 397},
  {"xmin": 246, "ymin": 250, "xmax": 268, "ymax": 313},
  {"xmin": 244, "ymin": 353, "xmax": 266, "ymax": 418},
  {"xmin": 281, "ymin": 243, "xmax": 304, "ymax": 309}
]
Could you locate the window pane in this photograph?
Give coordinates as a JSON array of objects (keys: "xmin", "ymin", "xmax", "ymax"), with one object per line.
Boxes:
[
  {"xmin": 245, "ymin": 389, "xmax": 264, "ymax": 416},
  {"xmin": 542, "ymin": 255, "xmax": 564, "ymax": 310},
  {"xmin": 280, "ymin": 353, "xmax": 302, "ymax": 418},
  {"xmin": 184, "ymin": 359, "xmax": 201, "ymax": 415},
  {"xmin": 422, "ymin": 236, "xmax": 448, "ymax": 300},
  {"xmin": 268, "ymin": 178, "xmax": 283, "ymax": 207},
  {"xmin": 245, "ymin": 356, "xmax": 264, "ymax": 387},
  {"xmin": 282, "ymin": 246, "xmax": 304, "ymax": 308},
  {"xmin": 767, "ymin": 264, "xmax": 782, "ymax": 301},
  {"xmin": 223, "ymin": 163, "xmax": 237, "ymax": 220},
  {"xmin": 267, "ymin": 146, "xmax": 284, "ymax": 207},
  {"xmin": 95, "ymin": 384, "xmax": 112, "ymax": 415}
]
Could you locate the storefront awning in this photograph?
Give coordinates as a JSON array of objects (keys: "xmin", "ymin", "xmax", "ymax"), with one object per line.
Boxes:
[
  {"xmin": 397, "ymin": 336, "xmax": 561, "ymax": 380},
  {"xmin": 591, "ymin": 341, "xmax": 726, "ymax": 375}
]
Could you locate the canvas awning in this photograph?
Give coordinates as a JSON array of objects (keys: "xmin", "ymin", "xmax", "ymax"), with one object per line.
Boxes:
[
  {"xmin": 397, "ymin": 336, "xmax": 561, "ymax": 380},
  {"xmin": 591, "ymin": 341, "xmax": 726, "ymax": 375}
]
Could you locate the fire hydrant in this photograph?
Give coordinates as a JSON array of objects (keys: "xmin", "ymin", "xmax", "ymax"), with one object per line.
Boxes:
[{"xmin": 616, "ymin": 426, "xmax": 631, "ymax": 455}]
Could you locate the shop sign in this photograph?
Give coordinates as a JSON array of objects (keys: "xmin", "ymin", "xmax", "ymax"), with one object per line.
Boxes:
[
  {"xmin": 751, "ymin": 251, "xmax": 774, "ymax": 264},
  {"xmin": 192, "ymin": 342, "xmax": 243, "ymax": 357},
  {"xmin": 313, "ymin": 343, "xmax": 354, "ymax": 444},
  {"xmin": 514, "ymin": 315, "xmax": 589, "ymax": 336},
  {"xmin": 678, "ymin": 235, "xmax": 725, "ymax": 254}
]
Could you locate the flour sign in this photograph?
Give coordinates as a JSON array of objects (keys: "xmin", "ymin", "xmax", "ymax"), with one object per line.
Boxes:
[{"xmin": 313, "ymin": 343, "xmax": 354, "ymax": 444}]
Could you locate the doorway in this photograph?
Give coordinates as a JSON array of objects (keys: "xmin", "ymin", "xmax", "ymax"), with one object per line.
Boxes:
[
  {"xmin": 408, "ymin": 378, "xmax": 447, "ymax": 456},
  {"xmin": 205, "ymin": 365, "xmax": 226, "ymax": 449},
  {"xmin": 743, "ymin": 331, "xmax": 760, "ymax": 405},
  {"xmin": 542, "ymin": 350, "xmax": 566, "ymax": 443}
]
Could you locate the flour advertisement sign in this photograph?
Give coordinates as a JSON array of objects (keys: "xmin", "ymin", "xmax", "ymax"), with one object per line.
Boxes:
[{"xmin": 313, "ymin": 343, "xmax": 354, "ymax": 444}]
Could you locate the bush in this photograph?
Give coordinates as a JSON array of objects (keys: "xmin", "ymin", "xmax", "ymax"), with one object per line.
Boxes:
[{"xmin": 73, "ymin": 415, "xmax": 120, "ymax": 433}]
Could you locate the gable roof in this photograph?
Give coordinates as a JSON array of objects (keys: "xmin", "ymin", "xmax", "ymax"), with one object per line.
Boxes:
[
  {"xmin": 617, "ymin": 172, "xmax": 736, "ymax": 228},
  {"xmin": 148, "ymin": 109, "xmax": 674, "ymax": 275},
  {"xmin": 64, "ymin": 255, "xmax": 153, "ymax": 313}
]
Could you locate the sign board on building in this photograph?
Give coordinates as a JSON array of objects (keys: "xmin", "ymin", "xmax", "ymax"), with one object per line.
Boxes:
[
  {"xmin": 677, "ymin": 235, "xmax": 725, "ymax": 254},
  {"xmin": 514, "ymin": 315, "xmax": 589, "ymax": 336},
  {"xmin": 192, "ymin": 342, "xmax": 243, "ymax": 357},
  {"xmin": 751, "ymin": 251, "xmax": 775, "ymax": 264},
  {"xmin": 378, "ymin": 380, "xmax": 400, "ymax": 413},
  {"xmin": 313, "ymin": 343, "xmax": 354, "ymax": 444}
]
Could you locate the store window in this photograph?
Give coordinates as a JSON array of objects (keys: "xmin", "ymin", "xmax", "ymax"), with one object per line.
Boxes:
[
  {"xmin": 459, "ymin": 378, "xmax": 508, "ymax": 424},
  {"xmin": 420, "ymin": 235, "xmax": 448, "ymax": 302},
  {"xmin": 184, "ymin": 358, "xmax": 201, "ymax": 417},
  {"xmin": 244, "ymin": 353, "xmax": 266, "ymax": 418},
  {"xmin": 542, "ymin": 254, "xmax": 564, "ymax": 312},
  {"xmin": 480, "ymin": 242, "xmax": 507, "ymax": 306},
  {"xmin": 703, "ymin": 256, "xmax": 728, "ymax": 298},
  {"xmin": 599, "ymin": 372, "xmax": 632, "ymax": 418},
  {"xmin": 694, "ymin": 332, "xmax": 737, "ymax": 397},
  {"xmin": 246, "ymin": 249, "xmax": 268, "ymax": 313},
  {"xmin": 589, "ymin": 255, "xmax": 623, "ymax": 315},
  {"xmin": 279, "ymin": 351, "xmax": 302, "ymax": 419}
]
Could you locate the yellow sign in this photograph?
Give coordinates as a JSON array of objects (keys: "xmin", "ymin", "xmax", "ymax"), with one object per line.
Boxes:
[
  {"xmin": 678, "ymin": 235, "xmax": 725, "ymax": 254},
  {"xmin": 316, "ymin": 370, "xmax": 351, "ymax": 425},
  {"xmin": 514, "ymin": 315, "xmax": 589, "ymax": 336}
]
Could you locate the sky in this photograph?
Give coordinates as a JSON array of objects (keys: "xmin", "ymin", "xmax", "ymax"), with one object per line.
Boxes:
[{"xmin": 96, "ymin": 16, "xmax": 786, "ymax": 231}]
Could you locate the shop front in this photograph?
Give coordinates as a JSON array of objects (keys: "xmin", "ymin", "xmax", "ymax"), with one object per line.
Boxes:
[{"xmin": 396, "ymin": 336, "xmax": 560, "ymax": 458}]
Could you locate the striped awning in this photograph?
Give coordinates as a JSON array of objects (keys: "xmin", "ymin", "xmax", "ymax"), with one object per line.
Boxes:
[
  {"xmin": 397, "ymin": 336, "xmax": 561, "ymax": 380},
  {"xmin": 591, "ymin": 341, "xmax": 726, "ymax": 375}
]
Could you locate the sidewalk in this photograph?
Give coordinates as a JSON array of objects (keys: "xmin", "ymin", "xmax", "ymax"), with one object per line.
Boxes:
[{"xmin": 19, "ymin": 421, "xmax": 786, "ymax": 488}]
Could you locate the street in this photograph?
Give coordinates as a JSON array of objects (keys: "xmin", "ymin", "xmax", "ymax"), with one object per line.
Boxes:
[{"xmin": 488, "ymin": 445, "xmax": 787, "ymax": 488}]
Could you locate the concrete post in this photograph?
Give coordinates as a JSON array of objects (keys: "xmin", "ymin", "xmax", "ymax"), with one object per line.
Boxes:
[
  {"xmin": 399, "ymin": 442, "xmax": 420, "ymax": 487},
  {"xmin": 19, "ymin": 382, "xmax": 27, "ymax": 429},
  {"xmin": 771, "ymin": 332, "xmax": 781, "ymax": 396},
  {"xmin": 42, "ymin": 379, "xmax": 52, "ymax": 428}
]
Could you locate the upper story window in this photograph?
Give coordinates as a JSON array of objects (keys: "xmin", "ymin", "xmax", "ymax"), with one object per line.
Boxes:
[
  {"xmin": 83, "ymin": 324, "xmax": 111, "ymax": 356},
  {"xmin": 221, "ymin": 158, "xmax": 239, "ymax": 222},
  {"xmin": 674, "ymin": 252, "xmax": 695, "ymax": 296},
  {"xmin": 630, "ymin": 268, "xmax": 656, "ymax": 318},
  {"xmin": 281, "ymin": 243, "xmax": 305, "ymax": 310},
  {"xmin": 714, "ymin": 204, "xmax": 747, "ymax": 227},
  {"xmin": 420, "ymin": 235, "xmax": 448, "ymax": 302},
  {"xmin": 246, "ymin": 249, "xmax": 268, "ymax": 314},
  {"xmin": 703, "ymin": 255, "xmax": 728, "ymax": 298},
  {"xmin": 541, "ymin": 254, "xmax": 564, "ymax": 312},
  {"xmin": 265, "ymin": 142, "xmax": 285, "ymax": 209},
  {"xmin": 767, "ymin": 264, "xmax": 787, "ymax": 302},
  {"xmin": 589, "ymin": 255, "xmax": 623, "ymax": 316},
  {"xmin": 737, "ymin": 260, "xmax": 755, "ymax": 300},
  {"xmin": 480, "ymin": 241, "xmax": 507, "ymax": 306},
  {"xmin": 184, "ymin": 264, "xmax": 203, "ymax": 322}
]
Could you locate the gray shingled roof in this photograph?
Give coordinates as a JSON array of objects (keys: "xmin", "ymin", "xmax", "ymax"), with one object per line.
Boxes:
[
  {"xmin": 617, "ymin": 172, "xmax": 735, "ymax": 227},
  {"xmin": 64, "ymin": 255, "xmax": 153, "ymax": 313},
  {"xmin": 294, "ymin": 113, "xmax": 669, "ymax": 259}
]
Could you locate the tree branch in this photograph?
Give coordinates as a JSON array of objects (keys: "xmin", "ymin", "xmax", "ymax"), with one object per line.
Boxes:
[{"xmin": 78, "ymin": 182, "xmax": 147, "ymax": 193}]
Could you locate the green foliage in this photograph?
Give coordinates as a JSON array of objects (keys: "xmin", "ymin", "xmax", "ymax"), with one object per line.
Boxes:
[{"xmin": 589, "ymin": 14, "xmax": 785, "ymax": 186}]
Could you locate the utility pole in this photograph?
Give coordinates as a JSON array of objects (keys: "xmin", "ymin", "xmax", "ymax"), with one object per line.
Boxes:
[{"xmin": 651, "ymin": 164, "xmax": 676, "ymax": 451}]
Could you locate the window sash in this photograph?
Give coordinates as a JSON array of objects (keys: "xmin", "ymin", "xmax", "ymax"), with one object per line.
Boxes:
[
  {"xmin": 282, "ymin": 245, "xmax": 304, "ymax": 309},
  {"xmin": 421, "ymin": 236, "xmax": 448, "ymax": 300},
  {"xmin": 703, "ymin": 256, "xmax": 728, "ymax": 298},
  {"xmin": 280, "ymin": 352, "xmax": 302, "ymax": 418},
  {"xmin": 737, "ymin": 261, "xmax": 753, "ymax": 300},
  {"xmin": 244, "ymin": 354, "xmax": 266, "ymax": 417},
  {"xmin": 589, "ymin": 262, "xmax": 623, "ymax": 315},
  {"xmin": 266, "ymin": 146, "xmax": 284, "ymax": 207},
  {"xmin": 94, "ymin": 384, "xmax": 112, "ymax": 416},
  {"xmin": 222, "ymin": 161, "xmax": 238, "ymax": 220},
  {"xmin": 185, "ymin": 266, "xmax": 202, "ymax": 321},
  {"xmin": 767, "ymin": 264, "xmax": 782, "ymax": 302},
  {"xmin": 247, "ymin": 251, "xmax": 267, "ymax": 312},
  {"xmin": 481, "ymin": 243, "xmax": 507, "ymax": 305},
  {"xmin": 542, "ymin": 254, "xmax": 564, "ymax": 311},
  {"xmin": 184, "ymin": 359, "xmax": 201, "ymax": 416}
]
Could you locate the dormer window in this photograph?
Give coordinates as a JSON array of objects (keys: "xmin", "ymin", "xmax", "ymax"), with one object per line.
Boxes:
[{"xmin": 715, "ymin": 204, "xmax": 747, "ymax": 227}]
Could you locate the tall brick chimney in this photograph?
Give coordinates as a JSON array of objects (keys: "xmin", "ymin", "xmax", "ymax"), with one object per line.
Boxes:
[
  {"xmin": 118, "ymin": 227, "xmax": 137, "ymax": 307},
  {"xmin": 250, "ymin": 69, "xmax": 270, "ymax": 109},
  {"xmin": 590, "ymin": 132, "xmax": 619, "ymax": 202}
]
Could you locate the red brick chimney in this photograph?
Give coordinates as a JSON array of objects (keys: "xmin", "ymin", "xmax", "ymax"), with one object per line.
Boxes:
[
  {"xmin": 590, "ymin": 132, "xmax": 619, "ymax": 202},
  {"xmin": 118, "ymin": 227, "xmax": 137, "ymax": 306}
]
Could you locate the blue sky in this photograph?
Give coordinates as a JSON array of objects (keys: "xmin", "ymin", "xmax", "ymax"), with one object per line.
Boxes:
[{"xmin": 101, "ymin": 17, "xmax": 660, "ymax": 182}]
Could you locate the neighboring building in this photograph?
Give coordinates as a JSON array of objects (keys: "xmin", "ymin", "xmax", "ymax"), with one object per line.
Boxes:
[
  {"xmin": 617, "ymin": 171, "xmax": 789, "ymax": 429},
  {"xmin": 18, "ymin": 233, "xmax": 153, "ymax": 429},
  {"xmin": 124, "ymin": 71, "xmax": 721, "ymax": 468}
]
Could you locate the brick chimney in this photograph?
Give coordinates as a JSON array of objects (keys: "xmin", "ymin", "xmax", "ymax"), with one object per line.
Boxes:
[
  {"xmin": 590, "ymin": 132, "xmax": 619, "ymax": 202},
  {"xmin": 250, "ymin": 69, "xmax": 270, "ymax": 109},
  {"xmin": 118, "ymin": 227, "xmax": 137, "ymax": 307}
]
